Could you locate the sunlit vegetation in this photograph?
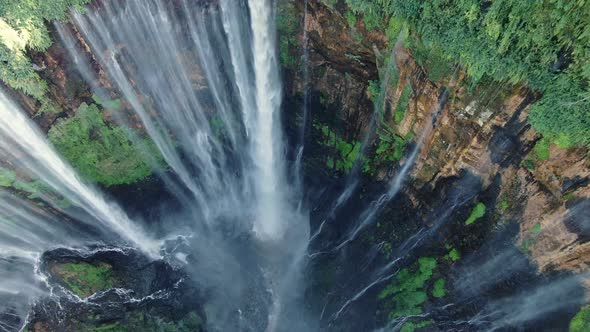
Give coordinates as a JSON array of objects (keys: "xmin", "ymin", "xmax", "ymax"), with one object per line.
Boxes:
[
  {"xmin": 342, "ymin": 0, "xmax": 590, "ymax": 146},
  {"xmin": 315, "ymin": 122, "xmax": 362, "ymax": 174},
  {"xmin": 432, "ymin": 278, "xmax": 446, "ymax": 298},
  {"xmin": 444, "ymin": 247, "xmax": 461, "ymax": 262},
  {"xmin": 364, "ymin": 126, "xmax": 410, "ymax": 175},
  {"xmin": 395, "ymin": 82, "xmax": 412, "ymax": 124},
  {"xmin": 465, "ymin": 202, "xmax": 486, "ymax": 225},
  {"xmin": 55, "ymin": 262, "xmax": 117, "ymax": 298},
  {"xmin": 400, "ymin": 319, "xmax": 433, "ymax": 332},
  {"xmin": 48, "ymin": 103, "xmax": 161, "ymax": 186},
  {"xmin": 0, "ymin": 168, "xmax": 16, "ymax": 187},
  {"xmin": 0, "ymin": 0, "xmax": 90, "ymax": 106},
  {"xmin": 0, "ymin": 167, "xmax": 71, "ymax": 208},
  {"xmin": 533, "ymin": 138, "xmax": 551, "ymax": 161},
  {"xmin": 570, "ymin": 305, "xmax": 590, "ymax": 332},
  {"xmin": 378, "ymin": 257, "xmax": 437, "ymax": 321}
]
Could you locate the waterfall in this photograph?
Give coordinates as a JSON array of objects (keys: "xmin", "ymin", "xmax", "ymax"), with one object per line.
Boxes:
[
  {"xmin": 247, "ymin": 0, "xmax": 289, "ymax": 240},
  {"xmin": 0, "ymin": 91, "xmax": 157, "ymax": 256},
  {"xmin": 55, "ymin": 0, "xmax": 309, "ymax": 329}
]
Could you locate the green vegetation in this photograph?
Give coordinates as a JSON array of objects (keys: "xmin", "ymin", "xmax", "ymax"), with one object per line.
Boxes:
[
  {"xmin": 85, "ymin": 310, "xmax": 203, "ymax": 332},
  {"xmin": 320, "ymin": 0, "xmax": 339, "ymax": 10},
  {"xmin": 0, "ymin": 168, "xmax": 16, "ymax": 187},
  {"xmin": 364, "ymin": 124, "xmax": 410, "ymax": 175},
  {"xmin": 56, "ymin": 262, "xmax": 117, "ymax": 298},
  {"xmin": 48, "ymin": 103, "xmax": 160, "ymax": 186},
  {"xmin": 400, "ymin": 319, "xmax": 433, "ymax": 332},
  {"xmin": 395, "ymin": 82, "xmax": 412, "ymax": 124},
  {"xmin": 432, "ymin": 278, "xmax": 446, "ymax": 298},
  {"xmin": 276, "ymin": 0, "xmax": 300, "ymax": 69},
  {"xmin": 92, "ymin": 93, "xmax": 122, "ymax": 110},
  {"xmin": 445, "ymin": 248, "xmax": 461, "ymax": 262},
  {"xmin": 570, "ymin": 305, "xmax": 590, "ymax": 332},
  {"xmin": 315, "ymin": 123, "xmax": 362, "ymax": 174},
  {"xmin": 0, "ymin": 167, "xmax": 70, "ymax": 207},
  {"xmin": 465, "ymin": 202, "xmax": 486, "ymax": 225},
  {"xmin": 0, "ymin": 0, "xmax": 90, "ymax": 105},
  {"xmin": 499, "ymin": 199, "xmax": 510, "ymax": 211},
  {"xmin": 522, "ymin": 159, "xmax": 535, "ymax": 171},
  {"xmin": 531, "ymin": 223, "xmax": 542, "ymax": 235},
  {"xmin": 378, "ymin": 257, "xmax": 437, "ymax": 321},
  {"xmin": 367, "ymin": 80, "xmax": 381, "ymax": 102},
  {"xmin": 343, "ymin": 0, "xmax": 590, "ymax": 146},
  {"xmin": 564, "ymin": 192, "xmax": 576, "ymax": 202},
  {"xmin": 345, "ymin": 10, "xmax": 357, "ymax": 27},
  {"xmin": 533, "ymin": 138, "xmax": 551, "ymax": 161}
]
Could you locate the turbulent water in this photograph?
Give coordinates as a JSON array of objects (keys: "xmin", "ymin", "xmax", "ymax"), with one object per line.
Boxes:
[{"xmin": 0, "ymin": 0, "xmax": 588, "ymax": 331}]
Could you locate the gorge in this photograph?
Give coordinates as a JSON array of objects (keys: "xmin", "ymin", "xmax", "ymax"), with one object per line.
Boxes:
[{"xmin": 0, "ymin": 0, "xmax": 589, "ymax": 331}]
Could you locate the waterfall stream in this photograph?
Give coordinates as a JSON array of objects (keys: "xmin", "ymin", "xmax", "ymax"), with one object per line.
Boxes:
[{"xmin": 0, "ymin": 1, "xmax": 586, "ymax": 331}]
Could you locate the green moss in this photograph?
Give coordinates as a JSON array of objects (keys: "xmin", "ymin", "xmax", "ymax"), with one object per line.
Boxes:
[
  {"xmin": 48, "ymin": 103, "xmax": 160, "ymax": 186},
  {"xmin": 380, "ymin": 242, "xmax": 393, "ymax": 259},
  {"xmin": 395, "ymin": 83, "xmax": 412, "ymax": 124},
  {"xmin": 92, "ymin": 94, "xmax": 122, "ymax": 110},
  {"xmin": 564, "ymin": 193, "xmax": 575, "ymax": 201},
  {"xmin": 554, "ymin": 134, "xmax": 574, "ymax": 149},
  {"xmin": 465, "ymin": 202, "xmax": 486, "ymax": 225},
  {"xmin": 345, "ymin": 11, "xmax": 357, "ymax": 27},
  {"xmin": 447, "ymin": 248, "xmax": 461, "ymax": 262},
  {"xmin": 315, "ymin": 123, "xmax": 363, "ymax": 174},
  {"xmin": 534, "ymin": 138, "xmax": 551, "ymax": 161},
  {"xmin": 500, "ymin": 200, "xmax": 510, "ymax": 211},
  {"xmin": 531, "ymin": 223, "xmax": 542, "ymax": 234},
  {"xmin": 0, "ymin": 168, "xmax": 16, "ymax": 187},
  {"xmin": 522, "ymin": 159, "xmax": 536, "ymax": 170},
  {"xmin": 378, "ymin": 257, "xmax": 437, "ymax": 321},
  {"xmin": 401, "ymin": 320, "xmax": 433, "ymax": 332},
  {"xmin": 367, "ymin": 80, "xmax": 381, "ymax": 102},
  {"xmin": 570, "ymin": 305, "xmax": 590, "ymax": 332},
  {"xmin": 56, "ymin": 262, "xmax": 116, "ymax": 298},
  {"xmin": 432, "ymin": 278, "xmax": 446, "ymax": 298}
]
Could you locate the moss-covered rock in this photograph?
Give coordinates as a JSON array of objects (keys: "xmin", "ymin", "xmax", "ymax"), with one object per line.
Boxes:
[
  {"xmin": 48, "ymin": 103, "xmax": 161, "ymax": 186},
  {"xmin": 52, "ymin": 262, "xmax": 118, "ymax": 298},
  {"xmin": 570, "ymin": 305, "xmax": 590, "ymax": 332}
]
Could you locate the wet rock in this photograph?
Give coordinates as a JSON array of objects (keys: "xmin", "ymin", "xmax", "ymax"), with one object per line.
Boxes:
[{"xmin": 26, "ymin": 247, "xmax": 207, "ymax": 332}]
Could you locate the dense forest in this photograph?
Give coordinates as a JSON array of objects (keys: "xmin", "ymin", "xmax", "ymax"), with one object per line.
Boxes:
[{"xmin": 320, "ymin": 0, "xmax": 590, "ymax": 147}]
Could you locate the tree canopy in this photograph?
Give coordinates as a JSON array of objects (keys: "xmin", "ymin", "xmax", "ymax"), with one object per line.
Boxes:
[
  {"xmin": 0, "ymin": 0, "xmax": 90, "ymax": 100},
  {"xmin": 344, "ymin": 0, "xmax": 590, "ymax": 146}
]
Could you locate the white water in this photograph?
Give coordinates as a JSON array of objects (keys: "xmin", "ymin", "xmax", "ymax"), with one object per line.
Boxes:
[
  {"xmin": 247, "ymin": 0, "xmax": 289, "ymax": 241},
  {"xmin": 56, "ymin": 0, "xmax": 308, "ymax": 330},
  {"xmin": 0, "ymin": 91, "xmax": 158, "ymax": 256}
]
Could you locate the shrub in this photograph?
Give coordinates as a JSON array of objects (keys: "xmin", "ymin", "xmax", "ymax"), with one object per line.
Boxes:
[
  {"xmin": 465, "ymin": 202, "xmax": 486, "ymax": 225},
  {"xmin": 48, "ymin": 103, "xmax": 160, "ymax": 186}
]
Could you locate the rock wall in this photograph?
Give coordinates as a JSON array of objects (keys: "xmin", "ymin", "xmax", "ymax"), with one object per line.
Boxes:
[{"xmin": 288, "ymin": 0, "xmax": 590, "ymax": 277}]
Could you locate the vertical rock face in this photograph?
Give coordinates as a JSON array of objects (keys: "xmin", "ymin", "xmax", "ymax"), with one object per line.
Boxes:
[{"xmin": 287, "ymin": 0, "xmax": 590, "ymax": 277}]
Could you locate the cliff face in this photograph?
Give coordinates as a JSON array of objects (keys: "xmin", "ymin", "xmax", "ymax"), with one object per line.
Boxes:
[{"xmin": 288, "ymin": 0, "xmax": 590, "ymax": 277}]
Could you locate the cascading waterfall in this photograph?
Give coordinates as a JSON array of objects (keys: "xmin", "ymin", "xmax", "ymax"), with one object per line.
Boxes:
[
  {"xmin": 0, "ymin": 91, "xmax": 157, "ymax": 255},
  {"xmin": 247, "ymin": 0, "xmax": 290, "ymax": 240},
  {"xmin": 57, "ymin": 0, "xmax": 308, "ymax": 330},
  {"xmin": 1, "ymin": 0, "xmax": 585, "ymax": 331},
  {"xmin": 0, "ymin": 89, "xmax": 159, "ymax": 331}
]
